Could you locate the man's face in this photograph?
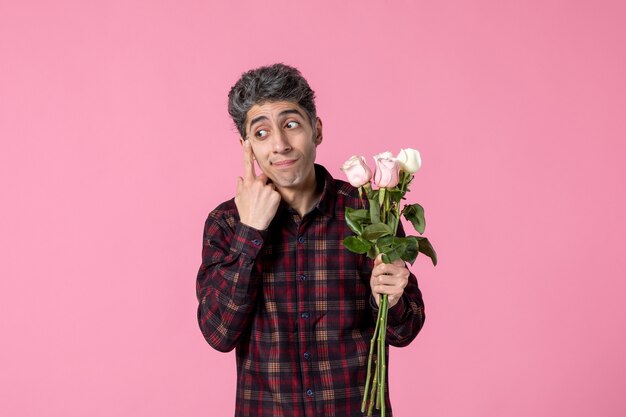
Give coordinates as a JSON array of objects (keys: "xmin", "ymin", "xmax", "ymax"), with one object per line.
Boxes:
[{"xmin": 243, "ymin": 101, "xmax": 322, "ymax": 190}]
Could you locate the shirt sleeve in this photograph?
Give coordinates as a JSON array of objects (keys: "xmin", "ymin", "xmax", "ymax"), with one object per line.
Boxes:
[{"xmin": 196, "ymin": 208, "xmax": 266, "ymax": 352}]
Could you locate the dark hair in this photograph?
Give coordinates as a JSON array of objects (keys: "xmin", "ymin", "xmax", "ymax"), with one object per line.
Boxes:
[{"xmin": 228, "ymin": 63, "xmax": 317, "ymax": 138}]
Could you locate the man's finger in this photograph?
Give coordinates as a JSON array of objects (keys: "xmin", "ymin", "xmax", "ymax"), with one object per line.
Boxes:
[
  {"xmin": 256, "ymin": 173, "xmax": 274, "ymax": 187},
  {"xmin": 242, "ymin": 140, "xmax": 256, "ymax": 180}
]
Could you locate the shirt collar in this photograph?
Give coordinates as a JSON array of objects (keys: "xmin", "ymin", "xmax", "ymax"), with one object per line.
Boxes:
[
  {"xmin": 275, "ymin": 164, "xmax": 336, "ymax": 220},
  {"xmin": 312, "ymin": 164, "xmax": 336, "ymax": 218}
]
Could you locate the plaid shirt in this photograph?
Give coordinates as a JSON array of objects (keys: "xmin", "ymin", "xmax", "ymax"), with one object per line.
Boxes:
[{"xmin": 196, "ymin": 164, "xmax": 425, "ymax": 417}]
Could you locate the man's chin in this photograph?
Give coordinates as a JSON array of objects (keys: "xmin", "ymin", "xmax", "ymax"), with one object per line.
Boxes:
[{"xmin": 271, "ymin": 172, "xmax": 306, "ymax": 188}]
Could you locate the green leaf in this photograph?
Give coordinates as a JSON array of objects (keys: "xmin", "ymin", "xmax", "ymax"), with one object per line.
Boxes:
[
  {"xmin": 387, "ymin": 211, "xmax": 398, "ymax": 234},
  {"xmin": 362, "ymin": 223, "xmax": 393, "ymax": 240},
  {"xmin": 381, "ymin": 251, "xmax": 404, "ymax": 264},
  {"xmin": 387, "ymin": 189, "xmax": 403, "ymax": 204},
  {"xmin": 381, "ymin": 252, "xmax": 395, "ymax": 263},
  {"xmin": 377, "ymin": 236, "xmax": 407, "ymax": 264},
  {"xmin": 376, "ymin": 235, "xmax": 395, "ymax": 251},
  {"xmin": 343, "ymin": 236, "xmax": 373, "ymax": 254},
  {"xmin": 345, "ymin": 207, "xmax": 369, "ymax": 235},
  {"xmin": 345, "ymin": 216, "xmax": 362, "ymax": 235},
  {"xmin": 347, "ymin": 207, "xmax": 369, "ymax": 221},
  {"xmin": 368, "ymin": 197, "xmax": 381, "ymax": 224},
  {"xmin": 401, "ymin": 236, "xmax": 419, "ymax": 265},
  {"xmin": 403, "ymin": 203, "xmax": 426, "ymax": 234},
  {"xmin": 416, "ymin": 237, "xmax": 438, "ymax": 266}
]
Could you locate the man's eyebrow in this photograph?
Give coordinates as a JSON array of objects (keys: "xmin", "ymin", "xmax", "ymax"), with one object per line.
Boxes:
[
  {"xmin": 248, "ymin": 108, "xmax": 306, "ymax": 130},
  {"xmin": 279, "ymin": 108, "xmax": 306, "ymax": 119},
  {"xmin": 248, "ymin": 115, "xmax": 269, "ymax": 129}
]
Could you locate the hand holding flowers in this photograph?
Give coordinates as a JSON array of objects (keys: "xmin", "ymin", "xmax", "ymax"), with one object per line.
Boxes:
[{"xmin": 341, "ymin": 148, "xmax": 436, "ymax": 417}]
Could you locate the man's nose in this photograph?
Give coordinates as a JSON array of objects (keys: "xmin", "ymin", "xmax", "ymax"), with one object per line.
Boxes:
[{"xmin": 272, "ymin": 129, "xmax": 292, "ymax": 153}]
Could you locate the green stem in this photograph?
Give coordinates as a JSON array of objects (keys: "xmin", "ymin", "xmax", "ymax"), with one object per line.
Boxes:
[
  {"xmin": 377, "ymin": 294, "xmax": 388, "ymax": 414},
  {"xmin": 390, "ymin": 173, "xmax": 411, "ymax": 236},
  {"xmin": 379, "ymin": 188, "xmax": 387, "ymax": 223},
  {"xmin": 361, "ymin": 295, "xmax": 383, "ymax": 413},
  {"xmin": 375, "ymin": 295, "xmax": 383, "ymax": 410},
  {"xmin": 380, "ymin": 294, "xmax": 389, "ymax": 416},
  {"xmin": 367, "ymin": 361, "xmax": 379, "ymax": 417}
]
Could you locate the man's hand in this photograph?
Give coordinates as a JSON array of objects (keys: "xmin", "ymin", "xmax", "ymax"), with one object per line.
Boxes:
[
  {"xmin": 234, "ymin": 140, "xmax": 281, "ymax": 230},
  {"xmin": 370, "ymin": 254, "xmax": 410, "ymax": 308}
]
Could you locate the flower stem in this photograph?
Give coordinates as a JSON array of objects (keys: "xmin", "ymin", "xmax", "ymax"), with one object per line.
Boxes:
[
  {"xmin": 361, "ymin": 294, "xmax": 383, "ymax": 413},
  {"xmin": 377, "ymin": 294, "xmax": 388, "ymax": 415},
  {"xmin": 380, "ymin": 294, "xmax": 389, "ymax": 416},
  {"xmin": 367, "ymin": 362, "xmax": 379, "ymax": 416},
  {"xmin": 362, "ymin": 292, "xmax": 390, "ymax": 416}
]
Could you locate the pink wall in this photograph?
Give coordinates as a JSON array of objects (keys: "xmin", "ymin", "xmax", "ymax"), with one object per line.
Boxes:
[{"xmin": 2, "ymin": 1, "xmax": 625, "ymax": 416}]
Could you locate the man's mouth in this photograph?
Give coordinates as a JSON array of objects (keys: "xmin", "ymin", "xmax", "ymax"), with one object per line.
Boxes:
[{"xmin": 272, "ymin": 159, "xmax": 298, "ymax": 168}]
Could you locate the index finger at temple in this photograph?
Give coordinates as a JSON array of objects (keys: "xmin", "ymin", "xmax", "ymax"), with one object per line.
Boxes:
[{"xmin": 242, "ymin": 140, "xmax": 256, "ymax": 180}]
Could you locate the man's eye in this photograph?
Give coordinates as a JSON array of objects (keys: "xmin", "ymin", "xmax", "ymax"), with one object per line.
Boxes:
[
  {"xmin": 255, "ymin": 129, "xmax": 269, "ymax": 138},
  {"xmin": 285, "ymin": 121, "xmax": 300, "ymax": 129}
]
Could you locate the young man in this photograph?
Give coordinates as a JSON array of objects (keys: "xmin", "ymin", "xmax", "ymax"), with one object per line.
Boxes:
[{"xmin": 196, "ymin": 63, "xmax": 425, "ymax": 417}]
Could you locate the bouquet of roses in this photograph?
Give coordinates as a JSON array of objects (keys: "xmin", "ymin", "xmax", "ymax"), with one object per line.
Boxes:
[{"xmin": 341, "ymin": 149, "xmax": 437, "ymax": 417}]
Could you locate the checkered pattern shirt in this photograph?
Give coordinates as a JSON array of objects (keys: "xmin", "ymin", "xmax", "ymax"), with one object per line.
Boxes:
[{"xmin": 196, "ymin": 164, "xmax": 425, "ymax": 417}]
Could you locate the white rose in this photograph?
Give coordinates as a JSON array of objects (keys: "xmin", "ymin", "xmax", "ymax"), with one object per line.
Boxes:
[{"xmin": 396, "ymin": 148, "xmax": 422, "ymax": 173}]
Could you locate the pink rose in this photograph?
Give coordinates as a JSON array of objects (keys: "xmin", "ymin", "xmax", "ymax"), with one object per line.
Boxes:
[
  {"xmin": 373, "ymin": 152, "xmax": 400, "ymax": 188},
  {"xmin": 341, "ymin": 155, "xmax": 372, "ymax": 187}
]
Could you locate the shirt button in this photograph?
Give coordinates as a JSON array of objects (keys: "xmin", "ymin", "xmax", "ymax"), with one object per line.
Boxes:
[
  {"xmin": 304, "ymin": 352, "xmax": 311, "ymax": 360},
  {"xmin": 306, "ymin": 389, "xmax": 314, "ymax": 397},
  {"xmin": 301, "ymin": 312, "xmax": 309, "ymax": 319},
  {"xmin": 252, "ymin": 239, "xmax": 261, "ymax": 246},
  {"xmin": 299, "ymin": 274, "xmax": 307, "ymax": 281},
  {"xmin": 298, "ymin": 236, "xmax": 305, "ymax": 244}
]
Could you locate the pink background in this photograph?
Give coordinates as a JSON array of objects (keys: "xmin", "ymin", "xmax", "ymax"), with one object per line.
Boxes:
[{"xmin": 2, "ymin": 0, "xmax": 625, "ymax": 416}]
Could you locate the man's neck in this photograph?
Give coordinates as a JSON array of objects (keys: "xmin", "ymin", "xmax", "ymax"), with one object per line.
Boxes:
[{"xmin": 277, "ymin": 173, "xmax": 321, "ymax": 218}]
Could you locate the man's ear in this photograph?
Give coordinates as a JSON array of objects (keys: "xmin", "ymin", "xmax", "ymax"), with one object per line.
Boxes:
[{"xmin": 314, "ymin": 117, "xmax": 323, "ymax": 145}]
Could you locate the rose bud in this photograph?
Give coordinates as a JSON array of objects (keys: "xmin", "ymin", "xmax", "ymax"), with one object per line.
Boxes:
[
  {"xmin": 373, "ymin": 152, "xmax": 400, "ymax": 188},
  {"xmin": 341, "ymin": 155, "xmax": 373, "ymax": 187}
]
